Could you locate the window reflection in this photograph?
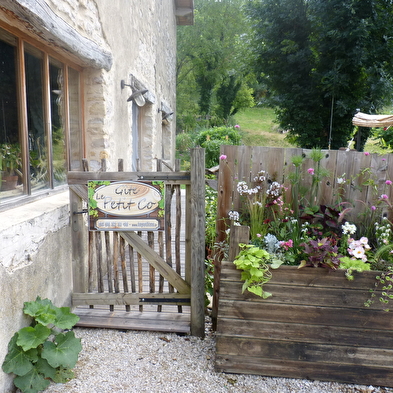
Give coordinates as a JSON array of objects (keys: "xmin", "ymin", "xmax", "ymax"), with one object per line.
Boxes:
[
  {"xmin": 0, "ymin": 31, "xmax": 22, "ymax": 198},
  {"xmin": 25, "ymin": 45, "xmax": 49, "ymax": 191},
  {"xmin": 50, "ymin": 59, "xmax": 66, "ymax": 186}
]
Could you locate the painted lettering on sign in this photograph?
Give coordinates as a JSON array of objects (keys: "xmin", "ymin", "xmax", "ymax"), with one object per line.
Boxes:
[
  {"xmin": 88, "ymin": 180, "xmax": 165, "ymax": 231},
  {"xmin": 93, "ymin": 182, "xmax": 162, "ymax": 217}
]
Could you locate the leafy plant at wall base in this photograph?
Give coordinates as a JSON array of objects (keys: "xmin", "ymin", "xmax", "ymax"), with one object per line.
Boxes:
[
  {"xmin": 233, "ymin": 243, "xmax": 283, "ymax": 298},
  {"xmin": 2, "ymin": 296, "xmax": 82, "ymax": 393}
]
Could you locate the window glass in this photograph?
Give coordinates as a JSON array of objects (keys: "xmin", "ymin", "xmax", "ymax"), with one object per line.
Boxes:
[
  {"xmin": 49, "ymin": 58, "xmax": 66, "ymax": 186},
  {"xmin": 68, "ymin": 67, "xmax": 82, "ymax": 171},
  {"xmin": 0, "ymin": 26, "xmax": 82, "ymax": 206},
  {"xmin": 0, "ymin": 30, "xmax": 22, "ymax": 199},
  {"xmin": 25, "ymin": 44, "xmax": 49, "ymax": 192}
]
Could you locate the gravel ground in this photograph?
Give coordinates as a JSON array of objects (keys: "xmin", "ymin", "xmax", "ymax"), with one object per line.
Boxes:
[{"xmin": 42, "ymin": 319, "xmax": 393, "ymax": 393}]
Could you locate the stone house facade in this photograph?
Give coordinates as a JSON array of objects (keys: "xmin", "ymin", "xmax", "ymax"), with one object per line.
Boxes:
[{"xmin": 0, "ymin": 1, "xmax": 193, "ymax": 391}]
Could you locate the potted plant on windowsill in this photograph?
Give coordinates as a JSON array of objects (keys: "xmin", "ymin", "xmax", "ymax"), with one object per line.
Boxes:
[{"xmin": 0, "ymin": 143, "xmax": 22, "ymax": 191}]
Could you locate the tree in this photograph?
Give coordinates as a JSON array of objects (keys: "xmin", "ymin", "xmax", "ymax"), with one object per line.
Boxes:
[
  {"xmin": 247, "ymin": 0, "xmax": 393, "ymax": 150},
  {"xmin": 176, "ymin": 0, "xmax": 255, "ymax": 130}
]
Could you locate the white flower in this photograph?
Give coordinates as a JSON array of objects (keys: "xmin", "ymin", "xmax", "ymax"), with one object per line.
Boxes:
[
  {"xmin": 228, "ymin": 210, "xmax": 240, "ymax": 221},
  {"xmin": 342, "ymin": 222, "xmax": 357, "ymax": 235}
]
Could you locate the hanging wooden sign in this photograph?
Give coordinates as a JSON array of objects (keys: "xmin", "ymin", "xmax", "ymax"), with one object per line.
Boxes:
[{"xmin": 88, "ymin": 180, "xmax": 165, "ymax": 231}]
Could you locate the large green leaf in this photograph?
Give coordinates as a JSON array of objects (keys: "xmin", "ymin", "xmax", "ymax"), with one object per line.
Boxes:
[
  {"xmin": 2, "ymin": 334, "xmax": 37, "ymax": 376},
  {"xmin": 54, "ymin": 307, "xmax": 80, "ymax": 330},
  {"xmin": 24, "ymin": 297, "xmax": 57, "ymax": 326},
  {"xmin": 42, "ymin": 331, "xmax": 82, "ymax": 369},
  {"xmin": 14, "ymin": 367, "xmax": 50, "ymax": 393},
  {"xmin": 35, "ymin": 357, "xmax": 56, "ymax": 380},
  {"xmin": 17, "ymin": 324, "xmax": 51, "ymax": 351}
]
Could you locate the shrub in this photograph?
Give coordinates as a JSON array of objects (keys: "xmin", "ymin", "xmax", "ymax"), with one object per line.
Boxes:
[{"xmin": 195, "ymin": 126, "xmax": 242, "ymax": 168}]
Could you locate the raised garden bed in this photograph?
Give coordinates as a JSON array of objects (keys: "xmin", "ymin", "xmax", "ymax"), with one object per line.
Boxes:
[{"xmin": 215, "ymin": 261, "xmax": 393, "ymax": 388}]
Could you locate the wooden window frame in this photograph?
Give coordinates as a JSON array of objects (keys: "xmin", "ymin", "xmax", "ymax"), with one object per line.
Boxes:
[{"xmin": 0, "ymin": 23, "xmax": 85, "ymax": 210}]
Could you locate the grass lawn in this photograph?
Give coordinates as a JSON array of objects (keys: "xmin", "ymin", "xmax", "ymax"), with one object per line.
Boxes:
[{"xmin": 234, "ymin": 106, "xmax": 392, "ymax": 154}]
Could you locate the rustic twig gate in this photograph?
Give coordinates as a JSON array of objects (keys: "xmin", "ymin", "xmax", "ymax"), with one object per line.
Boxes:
[{"xmin": 68, "ymin": 148, "xmax": 206, "ymax": 337}]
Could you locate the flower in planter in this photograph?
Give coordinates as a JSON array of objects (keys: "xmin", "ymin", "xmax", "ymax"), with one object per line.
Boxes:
[{"xmin": 347, "ymin": 237, "xmax": 371, "ymax": 262}]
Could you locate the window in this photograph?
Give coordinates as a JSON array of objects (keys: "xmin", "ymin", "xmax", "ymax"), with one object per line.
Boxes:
[{"xmin": 0, "ymin": 26, "xmax": 83, "ymax": 204}]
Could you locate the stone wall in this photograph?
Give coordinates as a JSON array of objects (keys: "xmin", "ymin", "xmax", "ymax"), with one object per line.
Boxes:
[
  {"xmin": 44, "ymin": 0, "xmax": 178, "ymax": 172},
  {"xmin": 0, "ymin": 192, "xmax": 72, "ymax": 392}
]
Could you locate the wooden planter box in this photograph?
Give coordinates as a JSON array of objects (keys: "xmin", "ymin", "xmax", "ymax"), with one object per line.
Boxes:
[{"xmin": 216, "ymin": 261, "xmax": 393, "ymax": 388}]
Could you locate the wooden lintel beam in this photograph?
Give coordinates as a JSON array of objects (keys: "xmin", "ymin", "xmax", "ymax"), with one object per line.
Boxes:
[{"xmin": 67, "ymin": 171, "xmax": 191, "ymax": 185}]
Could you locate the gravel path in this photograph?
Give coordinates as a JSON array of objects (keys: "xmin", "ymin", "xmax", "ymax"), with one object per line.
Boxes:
[{"xmin": 43, "ymin": 319, "xmax": 393, "ymax": 393}]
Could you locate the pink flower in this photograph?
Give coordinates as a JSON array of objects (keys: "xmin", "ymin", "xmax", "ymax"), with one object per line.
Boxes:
[
  {"xmin": 234, "ymin": 125, "xmax": 240, "ymax": 128},
  {"xmin": 380, "ymin": 194, "xmax": 388, "ymax": 200},
  {"xmin": 382, "ymin": 158, "xmax": 386, "ymax": 161},
  {"xmin": 256, "ymin": 233, "xmax": 262, "ymax": 238},
  {"xmin": 307, "ymin": 168, "xmax": 315, "ymax": 175},
  {"xmin": 386, "ymin": 180, "xmax": 392, "ymax": 185},
  {"xmin": 280, "ymin": 239, "xmax": 294, "ymax": 250},
  {"xmin": 371, "ymin": 205, "xmax": 376, "ymax": 211},
  {"xmin": 219, "ymin": 154, "xmax": 227, "ymax": 160},
  {"xmin": 364, "ymin": 152, "xmax": 370, "ymax": 156}
]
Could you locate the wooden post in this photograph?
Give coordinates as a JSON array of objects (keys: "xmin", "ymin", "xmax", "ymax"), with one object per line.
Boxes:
[
  {"xmin": 228, "ymin": 225, "xmax": 250, "ymax": 261},
  {"xmin": 70, "ymin": 159, "xmax": 89, "ymax": 295},
  {"xmin": 190, "ymin": 148, "xmax": 205, "ymax": 337}
]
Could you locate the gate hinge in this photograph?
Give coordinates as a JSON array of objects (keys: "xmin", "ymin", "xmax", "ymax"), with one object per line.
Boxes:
[{"xmin": 73, "ymin": 209, "xmax": 88, "ymax": 215}]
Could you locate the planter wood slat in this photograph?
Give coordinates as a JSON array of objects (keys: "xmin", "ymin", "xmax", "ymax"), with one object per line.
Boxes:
[
  {"xmin": 216, "ymin": 261, "xmax": 393, "ymax": 387},
  {"xmin": 217, "ymin": 318, "xmax": 393, "ymax": 348},
  {"xmin": 215, "ymin": 355, "xmax": 393, "ymax": 387}
]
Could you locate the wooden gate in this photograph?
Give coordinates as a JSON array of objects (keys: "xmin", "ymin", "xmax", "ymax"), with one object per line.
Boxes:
[{"xmin": 67, "ymin": 148, "xmax": 206, "ymax": 337}]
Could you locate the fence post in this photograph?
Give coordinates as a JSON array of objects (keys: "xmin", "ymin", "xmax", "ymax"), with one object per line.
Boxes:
[
  {"xmin": 228, "ymin": 225, "xmax": 250, "ymax": 261},
  {"xmin": 190, "ymin": 147, "xmax": 205, "ymax": 337}
]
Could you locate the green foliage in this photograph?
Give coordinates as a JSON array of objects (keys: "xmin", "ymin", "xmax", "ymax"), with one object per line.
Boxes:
[
  {"xmin": 365, "ymin": 267, "xmax": 393, "ymax": 311},
  {"xmin": 233, "ymin": 243, "xmax": 283, "ymax": 298},
  {"xmin": 339, "ymin": 256, "xmax": 371, "ymax": 281},
  {"xmin": 177, "ymin": 0, "xmax": 256, "ymax": 129},
  {"xmin": 88, "ymin": 180, "xmax": 111, "ymax": 218},
  {"xmin": 247, "ymin": 0, "xmax": 393, "ymax": 150},
  {"xmin": 195, "ymin": 126, "xmax": 242, "ymax": 168},
  {"xmin": 2, "ymin": 297, "xmax": 82, "ymax": 393}
]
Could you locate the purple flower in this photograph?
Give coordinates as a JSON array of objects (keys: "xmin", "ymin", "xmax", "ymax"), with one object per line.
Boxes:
[
  {"xmin": 307, "ymin": 168, "xmax": 315, "ymax": 175},
  {"xmin": 386, "ymin": 180, "xmax": 392, "ymax": 185},
  {"xmin": 382, "ymin": 158, "xmax": 386, "ymax": 161},
  {"xmin": 234, "ymin": 125, "xmax": 240, "ymax": 128},
  {"xmin": 364, "ymin": 152, "xmax": 370, "ymax": 156},
  {"xmin": 371, "ymin": 205, "xmax": 376, "ymax": 211},
  {"xmin": 219, "ymin": 154, "xmax": 227, "ymax": 160},
  {"xmin": 380, "ymin": 194, "xmax": 388, "ymax": 200}
]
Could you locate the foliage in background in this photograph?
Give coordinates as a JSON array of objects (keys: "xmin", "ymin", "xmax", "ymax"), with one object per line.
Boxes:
[
  {"xmin": 176, "ymin": 0, "xmax": 255, "ymax": 131},
  {"xmin": 247, "ymin": 0, "xmax": 393, "ymax": 150},
  {"xmin": 2, "ymin": 297, "xmax": 82, "ymax": 393},
  {"xmin": 177, "ymin": 125, "xmax": 242, "ymax": 169},
  {"xmin": 195, "ymin": 126, "xmax": 242, "ymax": 168}
]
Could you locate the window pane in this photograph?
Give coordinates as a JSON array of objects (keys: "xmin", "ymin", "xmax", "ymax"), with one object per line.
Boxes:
[
  {"xmin": 68, "ymin": 67, "xmax": 82, "ymax": 170},
  {"xmin": 25, "ymin": 44, "xmax": 49, "ymax": 192},
  {"xmin": 49, "ymin": 59, "xmax": 66, "ymax": 186},
  {"xmin": 0, "ymin": 30, "xmax": 22, "ymax": 199}
]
